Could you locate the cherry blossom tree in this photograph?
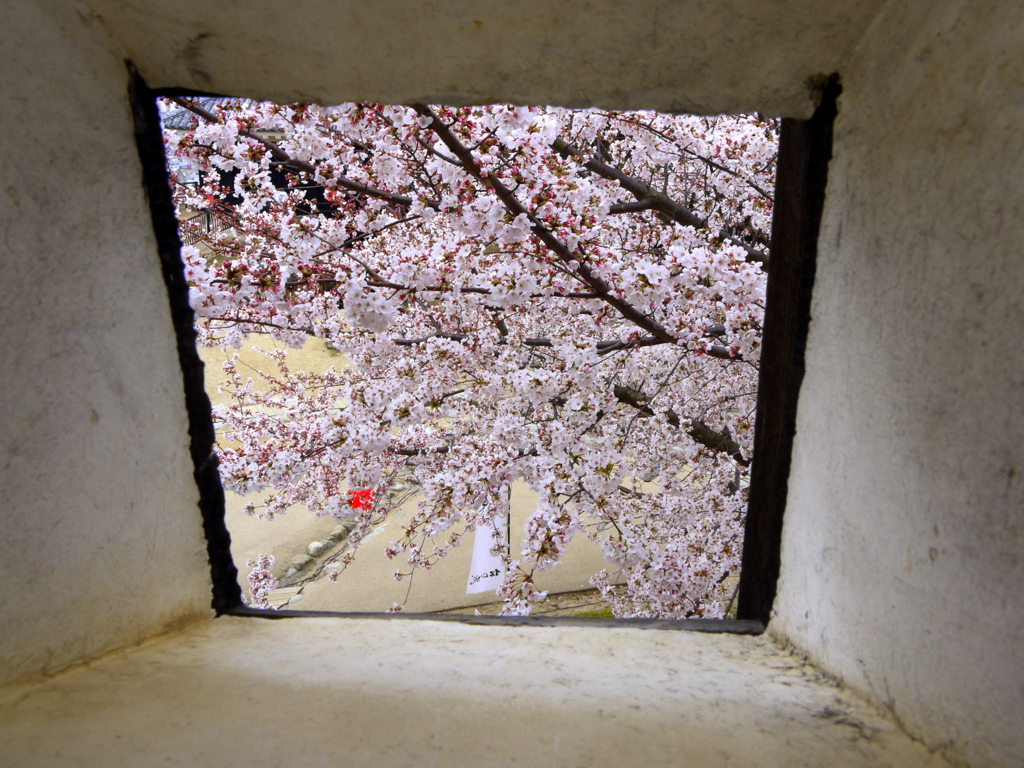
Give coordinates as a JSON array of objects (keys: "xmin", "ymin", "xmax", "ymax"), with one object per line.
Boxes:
[{"xmin": 163, "ymin": 97, "xmax": 776, "ymax": 618}]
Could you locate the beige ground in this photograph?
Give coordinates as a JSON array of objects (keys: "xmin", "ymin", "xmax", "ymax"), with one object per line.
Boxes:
[{"xmin": 198, "ymin": 338, "xmax": 620, "ymax": 614}]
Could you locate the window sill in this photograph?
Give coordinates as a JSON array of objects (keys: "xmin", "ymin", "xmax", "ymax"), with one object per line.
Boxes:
[{"xmin": 0, "ymin": 615, "xmax": 944, "ymax": 767}]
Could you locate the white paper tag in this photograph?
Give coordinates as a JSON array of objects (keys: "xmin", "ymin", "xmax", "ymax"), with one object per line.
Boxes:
[{"xmin": 466, "ymin": 519, "xmax": 506, "ymax": 594}]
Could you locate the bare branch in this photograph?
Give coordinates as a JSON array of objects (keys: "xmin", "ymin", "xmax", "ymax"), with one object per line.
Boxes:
[
  {"xmin": 604, "ymin": 112, "xmax": 775, "ymax": 201},
  {"xmin": 608, "ymin": 199, "xmax": 659, "ymax": 215}
]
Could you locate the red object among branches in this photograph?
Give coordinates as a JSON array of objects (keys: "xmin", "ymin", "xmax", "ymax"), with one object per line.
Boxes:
[{"xmin": 348, "ymin": 488, "xmax": 374, "ymax": 510}]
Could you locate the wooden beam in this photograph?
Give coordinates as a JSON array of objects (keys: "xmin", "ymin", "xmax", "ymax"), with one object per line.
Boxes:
[
  {"xmin": 737, "ymin": 76, "xmax": 842, "ymax": 624},
  {"xmin": 128, "ymin": 66, "xmax": 243, "ymax": 615},
  {"xmin": 230, "ymin": 606, "xmax": 766, "ymax": 634}
]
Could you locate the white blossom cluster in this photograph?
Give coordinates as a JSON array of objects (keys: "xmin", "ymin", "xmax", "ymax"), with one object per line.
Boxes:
[
  {"xmin": 166, "ymin": 99, "xmax": 776, "ymax": 618},
  {"xmin": 246, "ymin": 554, "xmax": 279, "ymax": 610}
]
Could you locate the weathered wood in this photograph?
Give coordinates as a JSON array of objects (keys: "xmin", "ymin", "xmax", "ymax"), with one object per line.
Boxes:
[
  {"xmin": 737, "ymin": 76, "xmax": 841, "ymax": 623},
  {"xmin": 229, "ymin": 605, "xmax": 765, "ymax": 634},
  {"xmin": 129, "ymin": 68, "xmax": 243, "ymax": 614}
]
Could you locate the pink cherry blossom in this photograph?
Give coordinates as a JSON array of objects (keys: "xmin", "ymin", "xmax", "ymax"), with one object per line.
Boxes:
[{"xmin": 164, "ymin": 97, "xmax": 775, "ymax": 618}]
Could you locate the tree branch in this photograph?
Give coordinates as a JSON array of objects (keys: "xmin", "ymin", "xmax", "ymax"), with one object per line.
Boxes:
[
  {"xmin": 390, "ymin": 330, "xmax": 730, "ymax": 358},
  {"xmin": 411, "ymin": 104, "xmax": 681, "ymax": 348},
  {"xmin": 167, "ymin": 97, "xmax": 432, "ymax": 211},
  {"xmin": 361, "ymin": 279, "xmax": 599, "ymax": 300},
  {"xmin": 612, "ymin": 383, "xmax": 749, "ymax": 466},
  {"xmin": 551, "ymin": 138, "xmax": 768, "ymax": 266},
  {"xmin": 394, "ymin": 445, "xmax": 451, "ymax": 456},
  {"xmin": 608, "ymin": 199, "xmax": 659, "ymax": 215}
]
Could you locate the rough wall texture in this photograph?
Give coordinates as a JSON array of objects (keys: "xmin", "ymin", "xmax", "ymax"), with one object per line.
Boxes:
[
  {"xmin": 0, "ymin": 617, "xmax": 948, "ymax": 768},
  {"xmin": 772, "ymin": 1, "xmax": 1024, "ymax": 765},
  {"xmin": 82, "ymin": 0, "xmax": 884, "ymax": 118},
  {"xmin": 0, "ymin": 0, "xmax": 212, "ymax": 686}
]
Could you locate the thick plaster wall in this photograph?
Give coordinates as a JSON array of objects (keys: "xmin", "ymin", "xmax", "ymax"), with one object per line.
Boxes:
[
  {"xmin": 0, "ymin": 0, "xmax": 212, "ymax": 687},
  {"xmin": 82, "ymin": 0, "xmax": 884, "ymax": 118},
  {"xmin": 0, "ymin": 617, "xmax": 949, "ymax": 768},
  {"xmin": 772, "ymin": 1, "xmax": 1024, "ymax": 765}
]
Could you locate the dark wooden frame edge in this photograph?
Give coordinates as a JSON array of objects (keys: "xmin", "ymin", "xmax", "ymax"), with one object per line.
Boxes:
[
  {"xmin": 736, "ymin": 76, "xmax": 841, "ymax": 623},
  {"xmin": 129, "ymin": 65, "xmax": 244, "ymax": 614}
]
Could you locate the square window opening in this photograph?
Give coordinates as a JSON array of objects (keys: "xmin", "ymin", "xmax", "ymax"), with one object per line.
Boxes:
[{"xmin": 131, "ymin": 71, "xmax": 839, "ymax": 632}]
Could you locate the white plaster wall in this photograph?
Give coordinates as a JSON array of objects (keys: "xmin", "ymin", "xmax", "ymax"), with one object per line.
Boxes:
[
  {"xmin": 83, "ymin": 0, "xmax": 884, "ymax": 118},
  {"xmin": 0, "ymin": 0, "xmax": 212, "ymax": 686},
  {"xmin": 773, "ymin": 1, "xmax": 1024, "ymax": 765},
  {"xmin": 0, "ymin": 617, "xmax": 949, "ymax": 768}
]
